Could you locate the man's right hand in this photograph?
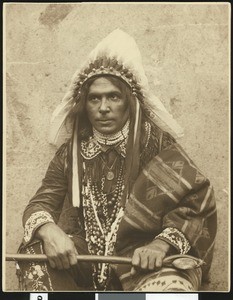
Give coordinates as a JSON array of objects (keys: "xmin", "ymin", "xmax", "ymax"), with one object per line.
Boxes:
[{"xmin": 35, "ymin": 223, "xmax": 78, "ymax": 270}]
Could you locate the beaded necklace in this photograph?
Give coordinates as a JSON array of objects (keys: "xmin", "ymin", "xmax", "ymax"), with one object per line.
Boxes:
[
  {"xmin": 82, "ymin": 160, "xmax": 125, "ymax": 290},
  {"xmin": 93, "ymin": 119, "xmax": 130, "ymax": 146}
]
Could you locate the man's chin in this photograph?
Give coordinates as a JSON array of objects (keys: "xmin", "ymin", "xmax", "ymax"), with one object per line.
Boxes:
[
  {"xmin": 96, "ymin": 128, "xmax": 117, "ymax": 135},
  {"xmin": 94, "ymin": 125, "xmax": 117, "ymax": 135}
]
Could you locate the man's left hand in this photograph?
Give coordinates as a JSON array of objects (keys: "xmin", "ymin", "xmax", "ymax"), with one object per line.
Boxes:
[{"xmin": 131, "ymin": 239, "xmax": 171, "ymax": 276}]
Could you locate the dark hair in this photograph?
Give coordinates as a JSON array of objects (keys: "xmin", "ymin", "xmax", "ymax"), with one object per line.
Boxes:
[{"xmin": 66, "ymin": 75, "xmax": 133, "ymax": 139}]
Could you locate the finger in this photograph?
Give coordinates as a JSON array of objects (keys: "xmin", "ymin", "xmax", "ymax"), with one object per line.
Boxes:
[
  {"xmin": 140, "ymin": 253, "xmax": 149, "ymax": 270},
  {"xmin": 59, "ymin": 253, "xmax": 70, "ymax": 270},
  {"xmin": 74, "ymin": 248, "xmax": 79, "ymax": 256},
  {"xmin": 155, "ymin": 255, "xmax": 163, "ymax": 268},
  {"xmin": 67, "ymin": 244, "xmax": 78, "ymax": 266},
  {"xmin": 148, "ymin": 256, "xmax": 156, "ymax": 270},
  {"xmin": 130, "ymin": 266, "xmax": 137, "ymax": 276},
  {"xmin": 68, "ymin": 251, "xmax": 78, "ymax": 266},
  {"xmin": 132, "ymin": 251, "xmax": 141, "ymax": 267},
  {"xmin": 47, "ymin": 257, "xmax": 56, "ymax": 269},
  {"xmin": 53, "ymin": 256, "xmax": 64, "ymax": 270}
]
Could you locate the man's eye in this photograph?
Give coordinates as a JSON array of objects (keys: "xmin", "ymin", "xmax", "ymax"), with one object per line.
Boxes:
[
  {"xmin": 89, "ymin": 97, "xmax": 100, "ymax": 102},
  {"xmin": 109, "ymin": 94, "xmax": 120, "ymax": 101}
]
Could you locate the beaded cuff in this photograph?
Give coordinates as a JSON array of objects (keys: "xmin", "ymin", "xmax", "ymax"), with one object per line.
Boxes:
[
  {"xmin": 24, "ymin": 211, "xmax": 54, "ymax": 243},
  {"xmin": 154, "ymin": 227, "xmax": 191, "ymax": 254}
]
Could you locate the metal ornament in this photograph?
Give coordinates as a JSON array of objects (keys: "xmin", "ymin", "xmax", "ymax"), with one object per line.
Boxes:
[
  {"xmin": 162, "ymin": 254, "xmax": 205, "ymax": 270},
  {"xmin": 172, "ymin": 257, "xmax": 203, "ymax": 270},
  {"xmin": 106, "ymin": 171, "xmax": 115, "ymax": 181}
]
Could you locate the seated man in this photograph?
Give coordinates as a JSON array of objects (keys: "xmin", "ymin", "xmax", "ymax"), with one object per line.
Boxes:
[{"xmin": 18, "ymin": 29, "xmax": 217, "ymax": 291}]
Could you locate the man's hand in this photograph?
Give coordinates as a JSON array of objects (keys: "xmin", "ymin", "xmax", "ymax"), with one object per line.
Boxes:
[
  {"xmin": 131, "ymin": 239, "xmax": 171, "ymax": 276},
  {"xmin": 35, "ymin": 223, "xmax": 78, "ymax": 270}
]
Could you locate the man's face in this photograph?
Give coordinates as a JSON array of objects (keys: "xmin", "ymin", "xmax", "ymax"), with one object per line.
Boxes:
[{"xmin": 86, "ymin": 77, "xmax": 130, "ymax": 135}]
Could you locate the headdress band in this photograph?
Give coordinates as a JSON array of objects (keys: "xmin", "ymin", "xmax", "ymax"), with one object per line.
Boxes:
[{"xmin": 73, "ymin": 59, "xmax": 143, "ymax": 103}]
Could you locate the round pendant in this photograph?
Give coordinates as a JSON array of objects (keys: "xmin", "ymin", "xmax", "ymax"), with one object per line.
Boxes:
[{"xmin": 106, "ymin": 171, "xmax": 114, "ymax": 181}]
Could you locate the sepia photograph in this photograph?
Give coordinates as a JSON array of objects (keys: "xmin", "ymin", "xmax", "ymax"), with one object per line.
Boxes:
[{"xmin": 3, "ymin": 2, "xmax": 230, "ymax": 293}]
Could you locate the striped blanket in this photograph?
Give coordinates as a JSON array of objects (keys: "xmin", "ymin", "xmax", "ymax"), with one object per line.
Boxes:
[{"xmin": 115, "ymin": 142, "xmax": 217, "ymax": 289}]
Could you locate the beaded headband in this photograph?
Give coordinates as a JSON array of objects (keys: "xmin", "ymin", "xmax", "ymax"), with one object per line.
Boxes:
[{"xmin": 73, "ymin": 57, "xmax": 144, "ymax": 104}]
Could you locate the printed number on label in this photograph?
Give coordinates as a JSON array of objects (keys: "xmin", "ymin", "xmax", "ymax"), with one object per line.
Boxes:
[{"xmin": 30, "ymin": 293, "xmax": 48, "ymax": 300}]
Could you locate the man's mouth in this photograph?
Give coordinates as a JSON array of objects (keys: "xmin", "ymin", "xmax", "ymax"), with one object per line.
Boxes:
[{"xmin": 97, "ymin": 119, "xmax": 113, "ymax": 123}]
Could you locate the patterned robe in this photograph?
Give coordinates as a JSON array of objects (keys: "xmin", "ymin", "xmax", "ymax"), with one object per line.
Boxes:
[{"xmin": 21, "ymin": 121, "xmax": 217, "ymax": 290}]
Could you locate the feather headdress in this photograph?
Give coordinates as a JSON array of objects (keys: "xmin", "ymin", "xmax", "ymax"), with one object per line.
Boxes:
[{"xmin": 49, "ymin": 29, "xmax": 183, "ymax": 145}]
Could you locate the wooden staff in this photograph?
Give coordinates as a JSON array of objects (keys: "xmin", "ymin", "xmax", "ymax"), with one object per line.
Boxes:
[
  {"xmin": 5, "ymin": 253, "xmax": 205, "ymax": 269},
  {"xmin": 6, "ymin": 254, "xmax": 132, "ymax": 264}
]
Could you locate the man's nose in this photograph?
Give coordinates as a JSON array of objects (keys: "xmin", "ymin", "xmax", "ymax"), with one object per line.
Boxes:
[{"xmin": 99, "ymin": 97, "xmax": 110, "ymax": 113}]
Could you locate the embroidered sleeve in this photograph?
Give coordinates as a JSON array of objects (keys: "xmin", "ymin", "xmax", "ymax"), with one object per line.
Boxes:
[
  {"xmin": 24, "ymin": 211, "xmax": 54, "ymax": 243},
  {"xmin": 154, "ymin": 227, "xmax": 191, "ymax": 254}
]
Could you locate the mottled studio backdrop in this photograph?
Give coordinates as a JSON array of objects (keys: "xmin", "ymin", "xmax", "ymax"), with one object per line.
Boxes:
[{"xmin": 4, "ymin": 3, "xmax": 229, "ymax": 291}]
